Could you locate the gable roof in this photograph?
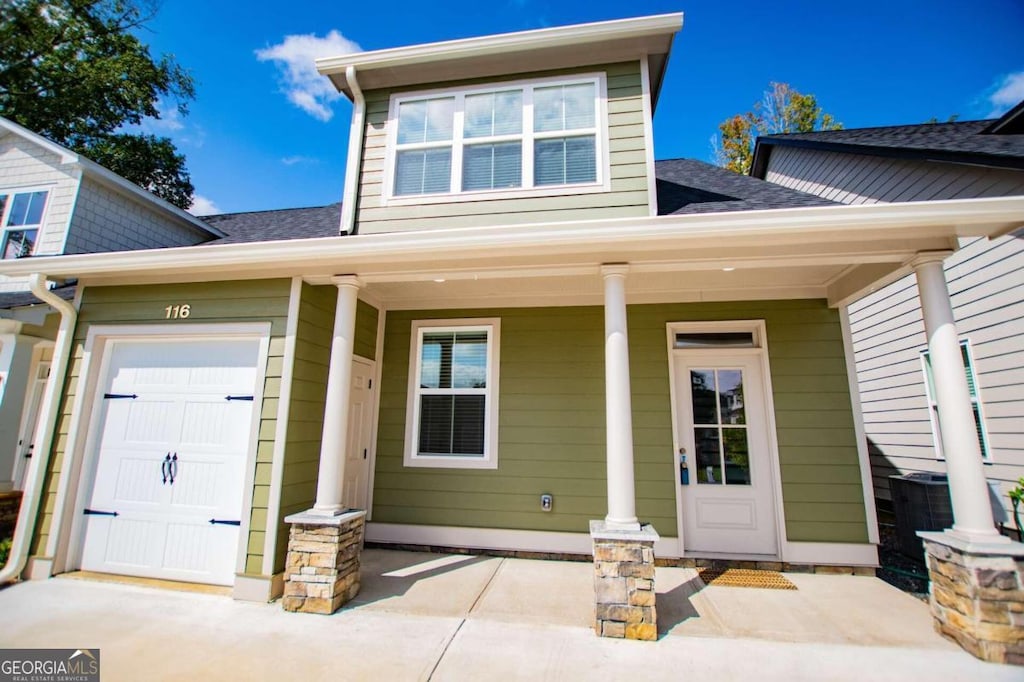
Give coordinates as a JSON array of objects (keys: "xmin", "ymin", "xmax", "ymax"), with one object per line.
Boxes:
[
  {"xmin": 750, "ymin": 111, "xmax": 1024, "ymax": 178},
  {"xmin": 655, "ymin": 158, "xmax": 837, "ymax": 214},
  {"xmin": 0, "ymin": 116, "xmax": 224, "ymax": 239}
]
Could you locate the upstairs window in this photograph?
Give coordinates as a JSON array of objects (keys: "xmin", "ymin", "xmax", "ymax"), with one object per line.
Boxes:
[
  {"xmin": 1, "ymin": 190, "xmax": 48, "ymax": 259},
  {"xmin": 921, "ymin": 339, "xmax": 991, "ymax": 462},
  {"xmin": 387, "ymin": 75, "xmax": 606, "ymax": 201}
]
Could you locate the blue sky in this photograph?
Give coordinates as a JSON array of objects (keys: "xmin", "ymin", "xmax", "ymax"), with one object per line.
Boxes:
[{"xmin": 136, "ymin": 1, "xmax": 1024, "ymax": 215}]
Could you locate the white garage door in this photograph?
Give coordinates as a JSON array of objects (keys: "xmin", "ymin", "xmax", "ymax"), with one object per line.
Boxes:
[{"xmin": 80, "ymin": 338, "xmax": 261, "ymax": 585}]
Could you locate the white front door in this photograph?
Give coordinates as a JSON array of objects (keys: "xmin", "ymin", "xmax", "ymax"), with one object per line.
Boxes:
[
  {"xmin": 342, "ymin": 357, "xmax": 375, "ymax": 510},
  {"xmin": 674, "ymin": 353, "xmax": 778, "ymax": 555},
  {"xmin": 13, "ymin": 360, "xmax": 49, "ymax": 491},
  {"xmin": 80, "ymin": 339, "xmax": 261, "ymax": 585}
]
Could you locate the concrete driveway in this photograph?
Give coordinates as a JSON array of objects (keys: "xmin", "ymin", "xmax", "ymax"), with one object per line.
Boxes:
[{"xmin": 1, "ymin": 549, "xmax": 1017, "ymax": 681}]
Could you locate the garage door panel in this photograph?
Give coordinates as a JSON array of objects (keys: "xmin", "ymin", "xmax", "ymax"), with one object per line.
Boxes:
[{"xmin": 81, "ymin": 337, "xmax": 261, "ymax": 586}]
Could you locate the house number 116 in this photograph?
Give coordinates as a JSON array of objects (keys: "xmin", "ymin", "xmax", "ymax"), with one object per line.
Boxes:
[{"xmin": 164, "ymin": 304, "xmax": 191, "ymax": 319}]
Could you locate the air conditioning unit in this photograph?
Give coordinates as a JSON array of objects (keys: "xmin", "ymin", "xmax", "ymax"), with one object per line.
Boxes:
[{"xmin": 889, "ymin": 473, "xmax": 954, "ymax": 562}]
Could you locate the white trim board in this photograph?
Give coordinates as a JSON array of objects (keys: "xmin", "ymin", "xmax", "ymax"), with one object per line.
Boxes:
[{"xmin": 366, "ymin": 523, "xmax": 878, "ymax": 565}]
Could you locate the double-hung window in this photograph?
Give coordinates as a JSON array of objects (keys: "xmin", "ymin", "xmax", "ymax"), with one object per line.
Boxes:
[
  {"xmin": 388, "ymin": 75, "xmax": 606, "ymax": 201},
  {"xmin": 0, "ymin": 190, "xmax": 48, "ymax": 259},
  {"xmin": 920, "ymin": 339, "xmax": 991, "ymax": 461},
  {"xmin": 404, "ymin": 319, "xmax": 500, "ymax": 469}
]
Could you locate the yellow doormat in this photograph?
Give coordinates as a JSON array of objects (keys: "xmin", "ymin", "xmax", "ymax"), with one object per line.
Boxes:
[{"xmin": 696, "ymin": 568, "xmax": 797, "ymax": 590}]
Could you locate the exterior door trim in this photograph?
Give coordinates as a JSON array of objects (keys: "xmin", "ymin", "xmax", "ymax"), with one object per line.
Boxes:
[
  {"xmin": 51, "ymin": 323, "xmax": 271, "ymax": 585},
  {"xmin": 664, "ymin": 320, "xmax": 787, "ymax": 558}
]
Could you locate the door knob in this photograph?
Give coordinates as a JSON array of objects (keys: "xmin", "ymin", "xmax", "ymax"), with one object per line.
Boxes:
[{"xmin": 678, "ymin": 447, "xmax": 686, "ymax": 454}]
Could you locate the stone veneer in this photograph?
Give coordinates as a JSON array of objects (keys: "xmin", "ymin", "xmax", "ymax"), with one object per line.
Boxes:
[
  {"xmin": 282, "ymin": 510, "xmax": 366, "ymax": 615},
  {"xmin": 590, "ymin": 520, "xmax": 659, "ymax": 641},
  {"xmin": 920, "ymin": 531, "xmax": 1024, "ymax": 665}
]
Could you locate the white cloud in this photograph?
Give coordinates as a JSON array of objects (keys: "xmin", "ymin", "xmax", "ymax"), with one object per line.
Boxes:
[
  {"xmin": 188, "ymin": 194, "xmax": 220, "ymax": 216},
  {"xmin": 985, "ymin": 70, "xmax": 1024, "ymax": 118},
  {"xmin": 256, "ymin": 30, "xmax": 361, "ymax": 122},
  {"xmin": 137, "ymin": 100, "xmax": 186, "ymax": 134},
  {"xmin": 281, "ymin": 155, "xmax": 318, "ymax": 166}
]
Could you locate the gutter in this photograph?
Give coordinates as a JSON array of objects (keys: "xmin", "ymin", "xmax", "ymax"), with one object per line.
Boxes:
[
  {"xmin": 0, "ymin": 275, "xmax": 77, "ymax": 584},
  {"xmin": 339, "ymin": 66, "xmax": 365, "ymax": 235}
]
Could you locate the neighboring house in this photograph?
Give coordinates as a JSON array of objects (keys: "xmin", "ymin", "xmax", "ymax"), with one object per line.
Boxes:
[
  {"xmin": 0, "ymin": 14, "xmax": 1019, "ymax": 606},
  {"xmin": 0, "ymin": 117, "xmax": 224, "ymax": 497},
  {"xmin": 750, "ymin": 104, "xmax": 1024, "ymax": 527}
]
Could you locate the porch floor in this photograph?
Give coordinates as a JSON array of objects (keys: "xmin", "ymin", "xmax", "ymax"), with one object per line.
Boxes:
[{"xmin": 1, "ymin": 549, "xmax": 1015, "ymax": 681}]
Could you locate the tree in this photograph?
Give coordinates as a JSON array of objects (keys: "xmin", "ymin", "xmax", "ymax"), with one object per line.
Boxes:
[
  {"xmin": 713, "ymin": 82, "xmax": 842, "ymax": 175},
  {"xmin": 0, "ymin": 0, "xmax": 196, "ymax": 208}
]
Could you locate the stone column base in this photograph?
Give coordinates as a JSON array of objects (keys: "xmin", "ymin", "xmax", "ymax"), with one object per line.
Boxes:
[
  {"xmin": 920, "ymin": 530, "xmax": 1024, "ymax": 665},
  {"xmin": 590, "ymin": 520, "xmax": 659, "ymax": 641},
  {"xmin": 282, "ymin": 510, "xmax": 366, "ymax": 615}
]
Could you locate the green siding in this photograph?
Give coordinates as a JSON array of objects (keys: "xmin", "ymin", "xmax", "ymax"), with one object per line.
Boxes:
[
  {"xmin": 30, "ymin": 280, "xmax": 292, "ymax": 575},
  {"xmin": 271, "ymin": 283, "xmax": 334, "ymax": 571},
  {"xmin": 373, "ymin": 300, "xmax": 868, "ymax": 545},
  {"xmin": 356, "ymin": 61, "xmax": 650, "ymax": 234},
  {"xmin": 354, "ymin": 299, "xmax": 379, "ymax": 361}
]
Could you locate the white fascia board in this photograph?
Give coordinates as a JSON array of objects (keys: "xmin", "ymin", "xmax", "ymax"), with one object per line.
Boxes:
[
  {"xmin": 77, "ymin": 158, "xmax": 226, "ymax": 239},
  {"xmin": 315, "ymin": 13, "xmax": 684, "ymax": 84},
  {"xmin": 0, "ymin": 116, "xmax": 79, "ymax": 164},
  {"xmin": 0, "ymin": 196, "xmax": 1022, "ymax": 281}
]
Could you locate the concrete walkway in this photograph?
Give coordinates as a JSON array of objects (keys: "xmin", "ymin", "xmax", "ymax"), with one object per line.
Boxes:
[{"xmin": 1, "ymin": 549, "xmax": 1017, "ymax": 681}]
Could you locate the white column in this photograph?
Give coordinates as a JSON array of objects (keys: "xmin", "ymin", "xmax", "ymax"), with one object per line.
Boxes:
[
  {"xmin": 311, "ymin": 275, "xmax": 361, "ymax": 516},
  {"xmin": 911, "ymin": 253, "xmax": 1005, "ymax": 543},
  {"xmin": 602, "ymin": 264, "xmax": 640, "ymax": 530}
]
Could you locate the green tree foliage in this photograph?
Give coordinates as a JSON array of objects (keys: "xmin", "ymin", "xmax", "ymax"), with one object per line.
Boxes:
[
  {"xmin": 713, "ymin": 82, "xmax": 843, "ymax": 175},
  {"xmin": 0, "ymin": 0, "xmax": 196, "ymax": 208}
]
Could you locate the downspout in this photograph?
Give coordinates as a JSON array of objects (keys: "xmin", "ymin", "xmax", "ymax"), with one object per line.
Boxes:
[
  {"xmin": 338, "ymin": 65, "xmax": 366, "ymax": 236},
  {"xmin": 0, "ymin": 274, "xmax": 77, "ymax": 584}
]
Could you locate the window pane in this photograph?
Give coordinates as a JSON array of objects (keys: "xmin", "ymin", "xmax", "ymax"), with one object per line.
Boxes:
[
  {"xmin": 465, "ymin": 90, "xmax": 522, "ymax": 138},
  {"xmin": 2, "ymin": 229, "xmax": 36, "ymax": 259},
  {"xmin": 534, "ymin": 83, "xmax": 596, "ymax": 132},
  {"xmin": 452, "ymin": 395, "xmax": 485, "ymax": 455},
  {"xmin": 723, "ymin": 428, "xmax": 751, "ymax": 485},
  {"xmin": 452, "ymin": 331, "xmax": 488, "ymax": 388},
  {"xmin": 690, "ymin": 370, "xmax": 718, "ymax": 424},
  {"xmin": 7, "ymin": 191, "xmax": 46, "ymax": 227},
  {"xmin": 694, "ymin": 427, "xmax": 721, "ymax": 484},
  {"xmin": 419, "ymin": 334, "xmax": 446, "ymax": 388},
  {"xmin": 397, "ymin": 98, "xmax": 454, "ymax": 144},
  {"xmin": 675, "ymin": 332, "xmax": 755, "ymax": 349},
  {"xmin": 462, "ymin": 142, "xmax": 522, "ymax": 191},
  {"xmin": 395, "ymin": 148, "xmax": 452, "ymax": 195},
  {"xmin": 534, "ymin": 136, "xmax": 595, "ymax": 186},
  {"xmin": 419, "ymin": 395, "xmax": 453, "ymax": 454},
  {"xmin": 717, "ymin": 370, "xmax": 746, "ymax": 425}
]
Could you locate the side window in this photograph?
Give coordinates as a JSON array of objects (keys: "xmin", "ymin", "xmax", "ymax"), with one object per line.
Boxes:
[
  {"xmin": 405, "ymin": 319, "xmax": 500, "ymax": 469},
  {"xmin": 921, "ymin": 339, "xmax": 990, "ymax": 461},
  {"xmin": 1, "ymin": 190, "xmax": 48, "ymax": 259}
]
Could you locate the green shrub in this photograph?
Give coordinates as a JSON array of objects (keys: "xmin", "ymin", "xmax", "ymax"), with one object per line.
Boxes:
[{"xmin": 0, "ymin": 537, "xmax": 11, "ymax": 566}]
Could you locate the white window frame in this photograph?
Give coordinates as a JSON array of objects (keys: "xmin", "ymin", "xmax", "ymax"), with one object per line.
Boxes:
[
  {"xmin": 919, "ymin": 338, "xmax": 991, "ymax": 462},
  {"xmin": 403, "ymin": 318, "xmax": 501, "ymax": 469},
  {"xmin": 383, "ymin": 73, "xmax": 610, "ymax": 206},
  {"xmin": 0, "ymin": 186, "xmax": 51, "ymax": 259}
]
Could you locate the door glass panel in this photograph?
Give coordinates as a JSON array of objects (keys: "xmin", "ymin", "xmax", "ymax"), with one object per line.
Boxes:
[
  {"xmin": 717, "ymin": 369, "xmax": 746, "ymax": 425},
  {"xmin": 689, "ymin": 367, "xmax": 750, "ymax": 486},
  {"xmin": 722, "ymin": 427, "xmax": 751, "ymax": 485},
  {"xmin": 690, "ymin": 370, "xmax": 718, "ymax": 424},
  {"xmin": 694, "ymin": 427, "xmax": 721, "ymax": 484}
]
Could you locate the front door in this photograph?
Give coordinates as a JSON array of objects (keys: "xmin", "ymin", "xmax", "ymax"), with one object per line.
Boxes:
[
  {"xmin": 13, "ymin": 359, "xmax": 49, "ymax": 490},
  {"xmin": 80, "ymin": 339, "xmax": 261, "ymax": 585},
  {"xmin": 674, "ymin": 353, "xmax": 778, "ymax": 555},
  {"xmin": 342, "ymin": 357, "xmax": 375, "ymax": 510}
]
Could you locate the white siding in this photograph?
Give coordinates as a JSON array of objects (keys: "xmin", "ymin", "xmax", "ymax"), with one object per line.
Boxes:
[
  {"xmin": 65, "ymin": 178, "xmax": 211, "ymax": 255},
  {"xmin": 0, "ymin": 135, "xmax": 80, "ymax": 292},
  {"xmin": 764, "ymin": 145, "xmax": 1024, "ymax": 522}
]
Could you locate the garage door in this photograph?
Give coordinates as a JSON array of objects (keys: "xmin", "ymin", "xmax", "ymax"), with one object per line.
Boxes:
[{"xmin": 80, "ymin": 338, "xmax": 261, "ymax": 585}]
